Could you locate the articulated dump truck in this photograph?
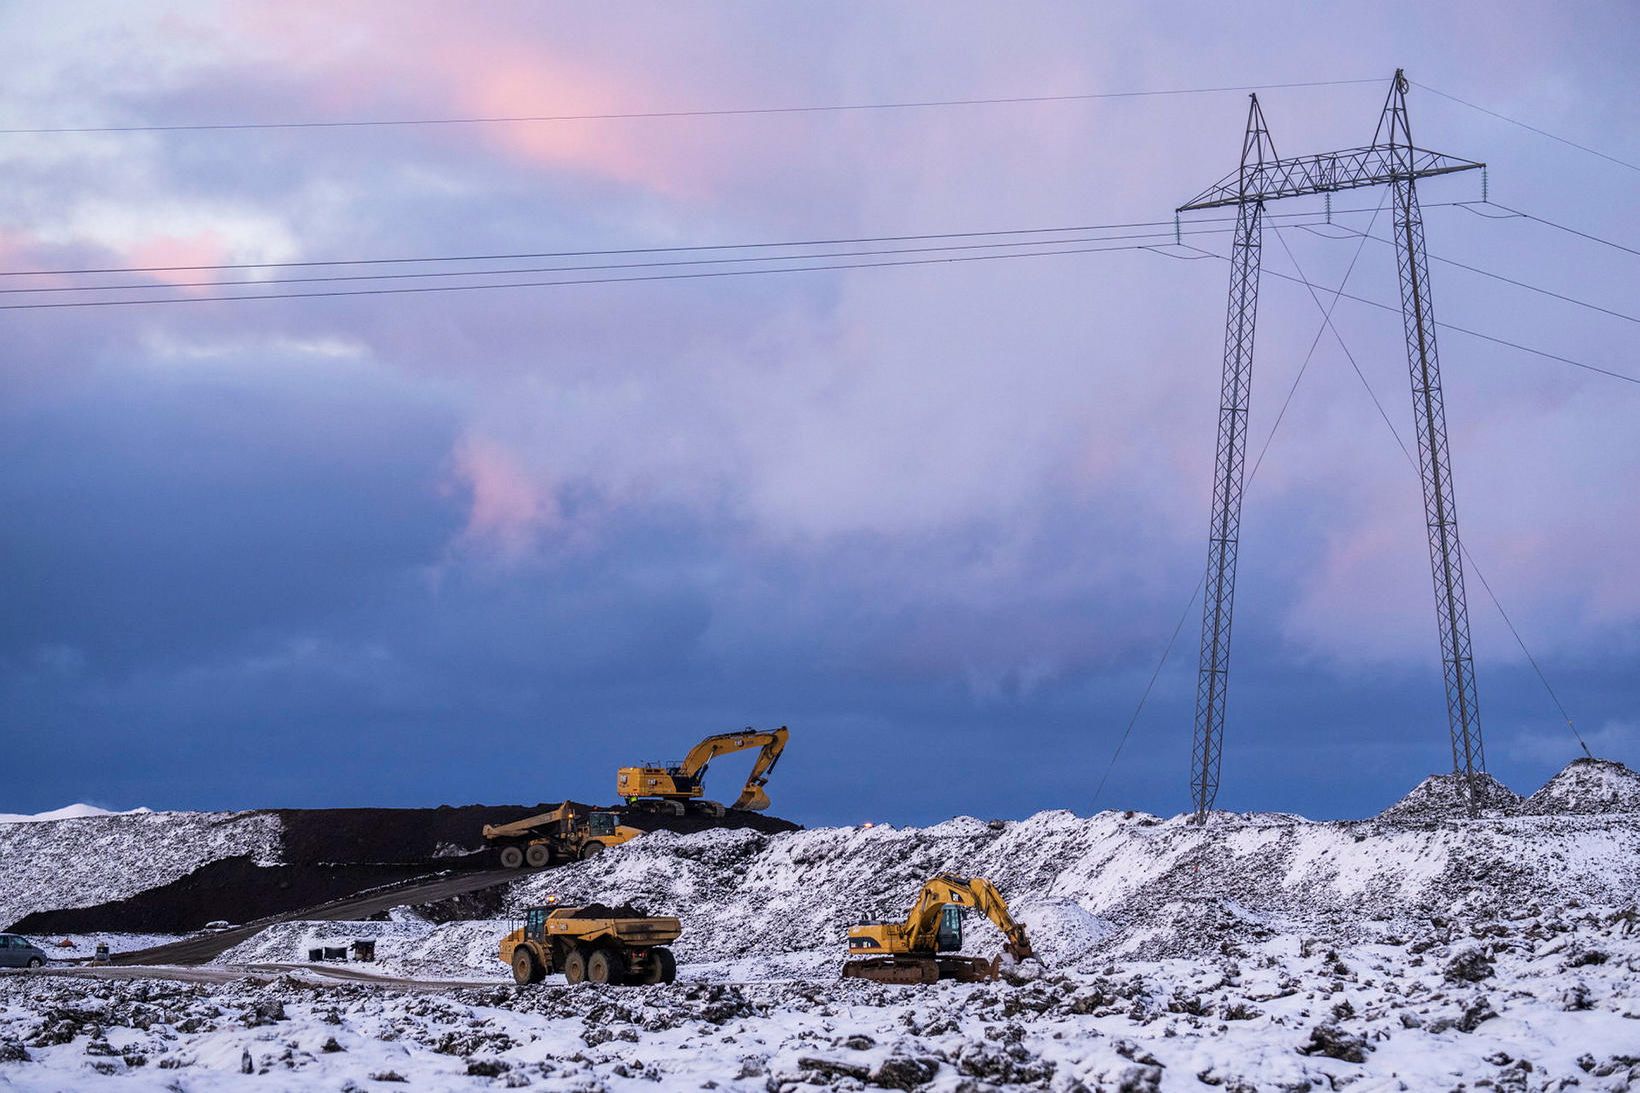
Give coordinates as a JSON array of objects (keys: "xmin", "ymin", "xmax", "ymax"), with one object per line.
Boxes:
[
  {"xmin": 483, "ymin": 802, "xmax": 642, "ymax": 869},
  {"xmin": 501, "ymin": 903, "xmax": 680, "ymax": 986}
]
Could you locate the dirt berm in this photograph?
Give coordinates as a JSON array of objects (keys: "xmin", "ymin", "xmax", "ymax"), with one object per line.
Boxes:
[{"xmin": 12, "ymin": 803, "xmax": 797, "ymax": 934}]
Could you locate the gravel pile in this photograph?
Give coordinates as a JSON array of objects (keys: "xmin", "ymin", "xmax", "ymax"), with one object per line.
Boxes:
[
  {"xmin": 1376, "ymin": 771, "xmax": 1524, "ymax": 822},
  {"xmin": 1524, "ymin": 757, "xmax": 1640, "ymax": 816}
]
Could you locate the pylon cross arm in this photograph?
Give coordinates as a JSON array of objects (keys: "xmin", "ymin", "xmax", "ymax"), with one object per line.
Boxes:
[{"xmin": 1178, "ymin": 145, "xmax": 1482, "ymax": 212}]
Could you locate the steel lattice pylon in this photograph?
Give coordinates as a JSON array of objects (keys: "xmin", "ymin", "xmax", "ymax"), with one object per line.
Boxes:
[
  {"xmin": 1179, "ymin": 71, "xmax": 1487, "ymax": 821},
  {"xmin": 1381, "ymin": 74, "xmax": 1486, "ymax": 801},
  {"xmin": 1190, "ymin": 97, "xmax": 1273, "ymax": 819}
]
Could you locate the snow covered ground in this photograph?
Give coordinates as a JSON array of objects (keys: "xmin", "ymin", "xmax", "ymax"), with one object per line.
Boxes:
[
  {"xmin": 2, "ymin": 759, "xmax": 1637, "ymax": 1089},
  {"xmin": 212, "ymin": 914, "xmax": 514, "ymax": 984},
  {"xmin": 1, "ymin": 905, "xmax": 1637, "ymax": 1091}
]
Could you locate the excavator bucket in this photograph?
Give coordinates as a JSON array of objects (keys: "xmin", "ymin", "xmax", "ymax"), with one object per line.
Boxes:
[{"xmin": 732, "ymin": 783, "xmax": 772, "ymax": 812}]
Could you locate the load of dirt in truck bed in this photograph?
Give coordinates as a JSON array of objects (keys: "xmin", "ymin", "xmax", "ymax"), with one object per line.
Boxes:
[{"xmin": 562, "ymin": 902, "xmax": 650, "ymax": 919}]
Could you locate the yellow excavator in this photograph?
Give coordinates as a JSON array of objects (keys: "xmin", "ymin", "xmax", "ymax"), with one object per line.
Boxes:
[
  {"xmin": 616, "ymin": 726, "xmax": 789, "ymax": 815},
  {"xmin": 842, "ymin": 873, "xmax": 1034, "ymax": 984}
]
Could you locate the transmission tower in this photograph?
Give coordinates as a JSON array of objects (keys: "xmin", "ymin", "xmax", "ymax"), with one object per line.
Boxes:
[
  {"xmin": 1189, "ymin": 96, "xmax": 1275, "ymax": 822},
  {"xmin": 1179, "ymin": 70, "xmax": 1488, "ymax": 820}
]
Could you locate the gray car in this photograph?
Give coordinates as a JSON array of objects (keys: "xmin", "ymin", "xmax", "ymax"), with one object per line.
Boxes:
[{"xmin": 0, "ymin": 934, "xmax": 47, "ymax": 969}]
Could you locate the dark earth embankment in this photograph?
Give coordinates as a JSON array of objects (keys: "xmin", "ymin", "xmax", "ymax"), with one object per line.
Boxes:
[
  {"xmin": 11, "ymin": 802, "xmax": 799, "ymax": 934},
  {"xmin": 11, "ymin": 856, "xmax": 427, "ymax": 934}
]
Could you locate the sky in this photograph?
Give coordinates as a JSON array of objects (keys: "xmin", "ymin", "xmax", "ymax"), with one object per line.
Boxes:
[{"xmin": 1, "ymin": 2, "xmax": 1636, "ymax": 826}]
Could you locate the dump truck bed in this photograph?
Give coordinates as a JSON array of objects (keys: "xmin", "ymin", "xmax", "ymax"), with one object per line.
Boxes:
[{"xmin": 545, "ymin": 913, "xmax": 682, "ymax": 946}]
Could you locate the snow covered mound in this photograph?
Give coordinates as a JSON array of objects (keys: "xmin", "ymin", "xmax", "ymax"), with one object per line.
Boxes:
[
  {"xmin": 1376, "ymin": 770, "xmax": 1523, "ymax": 821},
  {"xmin": 502, "ymin": 802, "xmax": 1640, "ymax": 972},
  {"xmin": 0, "ymin": 803, "xmax": 151, "ymax": 824},
  {"xmin": 0, "ymin": 811, "xmax": 280, "ymax": 930},
  {"xmin": 1525, "ymin": 756, "xmax": 1640, "ymax": 815}
]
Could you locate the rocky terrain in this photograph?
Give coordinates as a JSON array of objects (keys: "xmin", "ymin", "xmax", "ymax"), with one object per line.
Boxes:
[{"xmin": 0, "ymin": 758, "xmax": 1636, "ymax": 1090}]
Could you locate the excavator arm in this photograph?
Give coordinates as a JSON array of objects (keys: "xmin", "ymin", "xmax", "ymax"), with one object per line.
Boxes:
[
  {"xmin": 901, "ymin": 874, "xmax": 1033, "ymax": 961},
  {"xmin": 677, "ymin": 726, "xmax": 789, "ymax": 812}
]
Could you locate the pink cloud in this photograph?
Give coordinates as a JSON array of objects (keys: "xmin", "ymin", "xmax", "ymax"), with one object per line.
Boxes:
[
  {"xmin": 221, "ymin": 5, "xmax": 730, "ymax": 198},
  {"xmin": 122, "ymin": 231, "xmax": 235, "ymax": 291},
  {"xmin": 449, "ymin": 435, "xmax": 557, "ymax": 557}
]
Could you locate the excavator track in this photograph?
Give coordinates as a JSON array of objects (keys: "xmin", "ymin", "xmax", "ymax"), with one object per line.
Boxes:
[{"xmin": 841, "ymin": 955, "xmax": 1002, "ymax": 984}]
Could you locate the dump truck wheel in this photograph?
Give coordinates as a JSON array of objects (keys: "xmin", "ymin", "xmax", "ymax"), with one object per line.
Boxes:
[
  {"xmin": 511, "ymin": 946, "xmax": 538, "ymax": 986},
  {"xmin": 498, "ymin": 845, "xmax": 525, "ymax": 869},
  {"xmin": 580, "ymin": 842, "xmax": 604, "ymax": 862},
  {"xmin": 524, "ymin": 844, "xmax": 551, "ymax": 869},
  {"xmin": 643, "ymin": 947, "xmax": 677, "ymax": 984},
  {"xmin": 563, "ymin": 947, "xmax": 587, "ymax": 985},
  {"xmin": 587, "ymin": 946, "xmax": 625, "ymax": 985}
]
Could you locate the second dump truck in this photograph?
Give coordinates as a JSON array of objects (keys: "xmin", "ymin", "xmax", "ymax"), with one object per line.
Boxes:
[
  {"xmin": 483, "ymin": 803, "xmax": 642, "ymax": 869},
  {"xmin": 501, "ymin": 903, "xmax": 680, "ymax": 986}
]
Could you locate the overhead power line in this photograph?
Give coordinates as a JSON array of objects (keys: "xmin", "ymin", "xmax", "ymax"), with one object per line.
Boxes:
[
  {"xmin": 0, "ymin": 205, "xmax": 1413, "ymax": 279},
  {"xmin": 1413, "ymin": 81, "xmax": 1640, "ymax": 175},
  {"xmin": 0, "ymin": 219, "xmax": 1197, "ymax": 277},
  {"xmin": 1463, "ymin": 200, "xmax": 1640, "ymax": 260},
  {"xmin": 1302, "ymin": 223, "xmax": 1640, "ymax": 325},
  {"xmin": 0, "ymin": 237, "xmax": 1185, "ymax": 311},
  {"xmin": 1179, "ymin": 244, "xmax": 1640, "ymax": 387},
  {"xmin": 1092, "ymin": 193, "xmax": 1390, "ymax": 809},
  {"xmin": 0, "ymin": 228, "xmax": 1227, "ymax": 295},
  {"xmin": 1275, "ymin": 240, "xmax": 1592, "ymax": 760},
  {"xmin": 0, "ymin": 203, "xmax": 1450, "ymax": 282},
  {"xmin": 0, "ymin": 79, "xmax": 1383, "ymax": 136}
]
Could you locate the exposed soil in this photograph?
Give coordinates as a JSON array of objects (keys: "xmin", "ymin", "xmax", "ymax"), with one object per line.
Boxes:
[
  {"xmin": 276, "ymin": 801, "xmax": 797, "ymax": 866},
  {"xmin": 11, "ymin": 856, "xmax": 428, "ymax": 934},
  {"xmin": 274, "ymin": 803, "xmax": 551, "ymax": 866}
]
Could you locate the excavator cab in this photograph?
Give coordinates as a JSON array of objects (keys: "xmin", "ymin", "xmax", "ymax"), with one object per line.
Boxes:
[{"xmin": 935, "ymin": 905, "xmax": 963, "ymax": 952}]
